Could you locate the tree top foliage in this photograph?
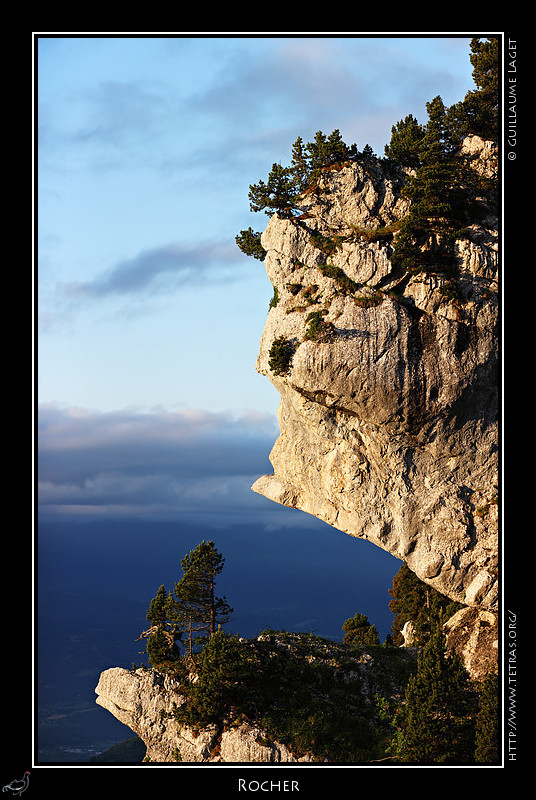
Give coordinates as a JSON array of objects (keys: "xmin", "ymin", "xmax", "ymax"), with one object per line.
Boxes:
[
  {"xmin": 236, "ymin": 38, "xmax": 498, "ymax": 261},
  {"xmin": 142, "ymin": 540, "xmax": 233, "ymax": 666},
  {"xmin": 246, "ymin": 129, "xmax": 366, "ymax": 219},
  {"xmin": 388, "ymin": 563, "xmax": 462, "ymax": 647},
  {"xmin": 385, "ymin": 37, "xmax": 498, "ymax": 167}
]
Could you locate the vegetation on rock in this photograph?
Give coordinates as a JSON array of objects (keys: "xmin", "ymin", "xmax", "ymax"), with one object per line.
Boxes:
[
  {"xmin": 385, "ymin": 37, "xmax": 498, "ymax": 170},
  {"xmin": 376, "ymin": 620, "xmax": 498, "ymax": 764},
  {"xmin": 169, "ymin": 628, "xmax": 413, "ymax": 763},
  {"xmin": 388, "ymin": 563, "xmax": 463, "ymax": 647},
  {"xmin": 133, "ymin": 543, "xmax": 498, "ymax": 765},
  {"xmin": 87, "ymin": 737, "xmax": 146, "ymax": 763},
  {"xmin": 304, "ymin": 309, "xmax": 331, "ymax": 342},
  {"xmin": 378, "ymin": 625, "xmax": 479, "ymax": 764},
  {"xmin": 268, "ymin": 335, "xmax": 295, "ymax": 376},
  {"xmin": 474, "ymin": 671, "xmax": 500, "ymax": 763},
  {"xmin": 235, "ymin": 227, "xmax": 266, "ymax": 261},
  {"xmin": 236, "ymin": 37, "xmax": 498, "ymax": 296}
]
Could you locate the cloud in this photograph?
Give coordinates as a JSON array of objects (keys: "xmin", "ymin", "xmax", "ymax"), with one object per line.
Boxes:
[
  {"xmin": 61, "ymin": 239, "xmax": 247, "ymax": 299},
  {"xmin": 37, "ymin": 403, "xmax": 287, "ymax": 524},
  {"xmin": 70, "ymin": 80, "xmax": 167, "ymax": 150},
  {"xmin": 186, "ymin": 37, "xmax": 469, "ymax": 154},
  {"xmin": 38, "ymin": 76, "xmax": 174, "ymax": 174},
  {"xmin": 193, "ymin": 40, "xmax": 361, "ymax": 118},
  {"xmin": 39, "ymin": 36, "xmax": 475, "ymax": 185}
]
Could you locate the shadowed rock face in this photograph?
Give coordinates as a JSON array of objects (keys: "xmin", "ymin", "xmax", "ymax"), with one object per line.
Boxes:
[
  {"xmin": 252, "ymin": 137, "xmax": 498, "ymax": 675},
  {"xmin": 95, "ymin": 666, "xmax": 315, "ymax": 763}
]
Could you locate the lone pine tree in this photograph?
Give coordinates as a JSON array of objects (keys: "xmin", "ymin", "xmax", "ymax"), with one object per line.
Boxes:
[
  {"xmin": 342, "ymin": 612, "xmax": 380, "ymax": 645},
  {"xmin": 142, "ymin": 540, "xmax": 233, "ymax": 666},
  {"xmin": 175, "ymin": 540, "xmax": 233, "ymax": 656}
]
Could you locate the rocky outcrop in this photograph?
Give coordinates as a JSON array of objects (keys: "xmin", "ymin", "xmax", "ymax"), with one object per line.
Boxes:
[
  {"xmin": 95, "ymin": 633, "xmax": 418, "ymax": 762},
  {"xmin": 95, "ymin": 666, "xmax": 312, "ymax": 763},
  {"xmin": 252, "ymin": 137, "xmax": 498, "ymax": 678}
]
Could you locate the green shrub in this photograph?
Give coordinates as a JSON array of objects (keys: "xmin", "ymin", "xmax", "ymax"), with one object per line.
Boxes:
[
  {"xmin": 437, "ymin": 280, "xmax": 461, "ymax": 303},
  {"xmin": 171, "ymin": 630, "xmax": 385, "ymax": 762},
  {"xmin": 268, "ymin": 336, "xmax": 295, "ymax": 376},
  {"xmin": 304, "ymin": 310, "xmax": 329, "ymax": 341},
  {"xmin": 269, "ymin": 286, "xmax": 279, "ymax": 310},
  {"xmin": 235, "ymin": 227, "xmax": 267, "ymax": 260},
  {"xmin": 318, "ymin": 263, "xmax": 360, "ymax": 294},
  {"xmin": 309, "ymin": 232, "xmax": 344, "ymax": 255},
  {"xmin": 354, "ymin": 291, "xmax": 384, "ymax": 308},
  {"xmin": 302, "ymin": 285, "xmax": 320, "ymax": 304},
  {"xmin": 286, "ymin": 282, "xmax": 302, "ymax": 295},
  {"xmin": 172, "ymin": 630, "xmax": 254, "ymax": 731}
]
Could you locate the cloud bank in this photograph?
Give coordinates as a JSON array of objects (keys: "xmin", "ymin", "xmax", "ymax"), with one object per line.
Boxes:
[
  {"xmin": 61, "ymin": 239, "xmax": 247, "ymax": 299},
  {"xmin": 37, "ymin": 403, "xmax": 302, "ymax": 527}
]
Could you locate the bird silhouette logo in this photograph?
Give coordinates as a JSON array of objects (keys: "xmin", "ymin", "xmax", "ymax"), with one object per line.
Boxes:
[{"xmin": 2, "ymin": 773, "xmax": 30, "ymax": 797}]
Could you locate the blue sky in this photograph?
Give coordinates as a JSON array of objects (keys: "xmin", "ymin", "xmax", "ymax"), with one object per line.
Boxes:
[{"xmin": 37, "ymin": 34, "xmax": 478, "ymax": 525}]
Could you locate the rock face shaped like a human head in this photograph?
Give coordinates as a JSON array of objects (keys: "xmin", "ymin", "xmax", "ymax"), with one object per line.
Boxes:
[{"xmin": 252, "ymin": 139, "xmax": 498, "ymax": 617}]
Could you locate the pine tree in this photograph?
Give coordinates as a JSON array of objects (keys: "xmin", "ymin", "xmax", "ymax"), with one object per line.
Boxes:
[
  {"xmin": 404, "ymin": 97, "xmax": 463, "ymax": 227},
  {"xmin": 246, "ymin": 129, "xmax": 358, "ymax": 219},
  {"xmin": 235, "ymin": 227, "xmax": 266, "ymax": 260},
  {"xmin": 474, "ymin": 671, "xmax": 499, "ymax": 763},
  {"xmin": 268, "ymin": 335, "xmax": 295, "ymax": 376},
  {"xmin": 146, "ymin": 583, "xmax": 169, "ymax": 627},
  {"xmin": 174, "ymin": 540, "xmax": 233, "ymax": 656},
  {"xmin": 388, "ymin": 563, "xmax": 461, "ymax": 646},
  {"xmin": 140, "ymin": 541, "xmax": 232, "ymax": 666},
  {"xmin": 173, "ymin": 629, "xmax": 253, "ymax": 730},
  {"xmin": 384, "ymin": 114, "xmax": 426, "ymax": 167},
  {"xmin": 290, "ymin": 136, "xmax": 310, "ymax": 192},
  {"xmin": 391, "ymin": 624, "xmax": 475, "ymax": 763},
  {"xmin": 248, "ymin": 162, "xmax": 299, "ymax": 217},
  {"xmin": 390, "ymin": 96, "xmax": 468, "ymax": 278},
  {"xmin": 342, "ymin": 612, "xmax": 380, "ymax": 645},
  {"xmin": 305, "ymin": 129, "xmax": 355, "ymax": 176},
  {"xmin": 450, "ymin": 37, "xmax": 499, "ymax": 141},
  {"xmin": 144, "ymin": 584, "xmax": 182, "ymax": 667},
  {"xmin": 146, "ymin": 625, "xmax": 180, "ymax": 667}
]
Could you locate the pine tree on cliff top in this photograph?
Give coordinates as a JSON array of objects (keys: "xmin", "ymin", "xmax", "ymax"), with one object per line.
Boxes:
[
  {"xmin": 384, "ymin": 113, "xmax": 426, "ymax": 167},
  {"xmin": 174, "ymin": 540, "xmax": 233, "ymax": 656},
  {"xmin": 142, "ymin": 540, "xmax": 232, "ymax": 666},
  {"xmin": 449, "ymin": 36, "xmax": 499, "ymax": 141},
  {"xmin": 245, "ymin": 129, "xmax": 358, "ymax": 220}
]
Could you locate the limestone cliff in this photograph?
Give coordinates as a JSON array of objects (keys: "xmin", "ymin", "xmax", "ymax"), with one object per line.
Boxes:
[{"xmin": 251, "ymin": 136, "xmax": 498, "ymax": 676}]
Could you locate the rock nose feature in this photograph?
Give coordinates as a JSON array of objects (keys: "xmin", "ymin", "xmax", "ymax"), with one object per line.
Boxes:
[{"xmin": 252, "ymin": 137, "xmax": 498, "ymax": 674}]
